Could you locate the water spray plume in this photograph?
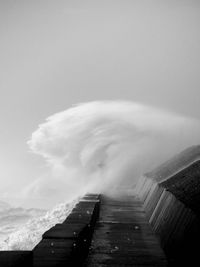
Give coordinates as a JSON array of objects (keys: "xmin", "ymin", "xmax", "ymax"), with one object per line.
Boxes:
[
  {"xmin": 1, "ymin": 100, "xmax": 200, "ymax": 250},
  {"xmin": 28, "ymin": 100, "xmax": 200, "ymax": 197}
]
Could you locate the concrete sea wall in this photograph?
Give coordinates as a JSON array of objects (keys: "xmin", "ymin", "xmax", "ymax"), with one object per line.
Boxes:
[
  {"xmin": 0, "ymin": 194, "xmax": 100, "ymax": 267},
  {"xmin": 135, "ymin": 173, "xmax": 200, "ymax": 266}
]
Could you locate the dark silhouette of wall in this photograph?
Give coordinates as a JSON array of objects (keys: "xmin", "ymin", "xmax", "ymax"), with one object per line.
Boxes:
[{"xmin": 136, "ymin": 172, "xmax": 200, "ymax": 266}]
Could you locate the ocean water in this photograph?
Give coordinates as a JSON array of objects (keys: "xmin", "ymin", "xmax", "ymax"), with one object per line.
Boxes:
[{"xmin": 0, "ymin": 199, "xmax": 78, "ymax": 250}]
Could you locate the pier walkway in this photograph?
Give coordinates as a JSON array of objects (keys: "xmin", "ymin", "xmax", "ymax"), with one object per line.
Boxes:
[{"xmin": 85, "ymin": 195, "xmax": 167, "ymax": 267}]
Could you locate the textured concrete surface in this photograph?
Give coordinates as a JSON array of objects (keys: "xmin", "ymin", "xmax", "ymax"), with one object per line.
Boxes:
[{"xmin": 85, "ymin": 195, "xmax": 167, "ymax": 267}]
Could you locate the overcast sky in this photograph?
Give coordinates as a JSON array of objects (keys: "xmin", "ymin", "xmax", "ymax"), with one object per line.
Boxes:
[{"xmin": 0, "ymin": 0, "xmax": 200, "ymax": 207}]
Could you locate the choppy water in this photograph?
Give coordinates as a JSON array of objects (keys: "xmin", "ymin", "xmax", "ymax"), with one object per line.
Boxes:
[{"xmin": 0, "ymin": 199, "xmax": 77, "ymax": 250}]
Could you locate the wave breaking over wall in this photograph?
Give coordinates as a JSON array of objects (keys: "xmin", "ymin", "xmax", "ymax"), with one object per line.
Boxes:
[
  {"xmin": 1, "ymin": 100, "xmax": 200, "ymax": 251},
  {"xmin": 28, "ymin": 100, "xmax": 200, "ymax": 196}
]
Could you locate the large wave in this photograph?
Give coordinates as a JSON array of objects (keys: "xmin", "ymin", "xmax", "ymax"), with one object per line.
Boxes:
[
  {"xmin": 1, "ymin": 100, "xmax": 200, "ymax": 250},
  {"xmin": 28, "ymin": 101, "xmax": 200, "ymax": 196}
]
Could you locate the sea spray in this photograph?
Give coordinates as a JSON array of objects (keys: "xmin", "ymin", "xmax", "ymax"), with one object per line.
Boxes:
[
  {"xmin": 0, "ymin": 198, "xmax": 78, "ymax": 250},
  {"xmin": 28, "ymin": 101, "xmax": 200, "ymax": 197},
  {"xmin": 1, "ymin": 100, "xmax": 200, "ymax": 250}
]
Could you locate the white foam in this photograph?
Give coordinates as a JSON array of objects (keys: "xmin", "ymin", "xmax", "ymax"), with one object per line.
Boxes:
[
  {"xmin": 0, "ymin": 198, "xmax": 78, "ymax": 250},
  {"xmin": 28, "ymin": 101, "xmax": 200, "ymax": 195}
]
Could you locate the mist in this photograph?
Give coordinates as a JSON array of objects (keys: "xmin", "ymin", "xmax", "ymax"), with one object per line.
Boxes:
[
  {"xmin": 1, "ymin": 100, "xmax": 200, "ymax": 250},
  {"xmin": 27, "ymin": 100, "xmax": 200, "ymax": 201}
]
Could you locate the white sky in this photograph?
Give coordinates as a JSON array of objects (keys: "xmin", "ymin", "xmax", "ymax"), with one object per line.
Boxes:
[{"xmin": 0, "ymin": 0, "xmax": 200, "ymax": 207}]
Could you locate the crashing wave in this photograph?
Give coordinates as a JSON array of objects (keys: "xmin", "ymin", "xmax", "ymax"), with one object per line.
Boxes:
[
  {"xmin": 1, "ymin": 100, "xmax": 200, "ymax": 251},
  {"xmin": 0, "ymin": 198, "xmax": 78, "ymax": 250}
]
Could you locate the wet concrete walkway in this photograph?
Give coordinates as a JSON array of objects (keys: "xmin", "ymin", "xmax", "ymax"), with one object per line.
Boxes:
[{"xmin": 85, "ymin": 195, "xmax": 168, "ymax": 267}]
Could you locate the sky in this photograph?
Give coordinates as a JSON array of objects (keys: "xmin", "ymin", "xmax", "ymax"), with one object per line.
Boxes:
[{"xmin": 0, "ymin": 0, "xmax": 200, "ymax": 208}]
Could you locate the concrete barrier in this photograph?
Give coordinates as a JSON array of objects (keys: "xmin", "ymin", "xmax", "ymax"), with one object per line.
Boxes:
[
  {"xmin": 136, "ymin": 176, "xmax": 200, "ymax": 266},
  {"xmin": 0, "ymin": 251, "xmax": 32, "ymax": 267},
  {"xmin": 33, "ymin": 194, "xmax": 100, "ymax": 267},
  {"xmin": 0, "ymin": 194, "xmax": 100, "ymax": 267}
]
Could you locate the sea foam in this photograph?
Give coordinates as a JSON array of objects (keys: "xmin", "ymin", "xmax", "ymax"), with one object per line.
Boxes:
[{"xmin": 0, "ymin": 199, "xmax": 78, "ymax": 250}]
